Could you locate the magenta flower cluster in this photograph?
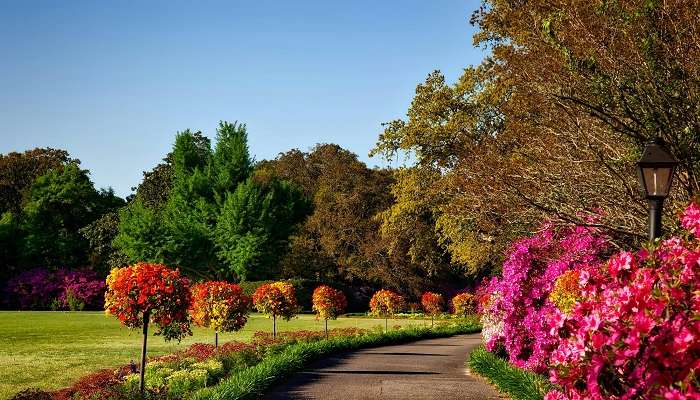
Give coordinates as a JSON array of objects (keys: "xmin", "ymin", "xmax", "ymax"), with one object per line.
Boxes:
[
  {"xmin": 5, "ymin": 268, "xmax": 106, "ymax": 310},
  {"xmin": 545, "ymin": 203, "xmax": 700, "ymax": 399},
  {"xmin": 481, "ymin": 223, "xmax": 611, "ymax": 373}
]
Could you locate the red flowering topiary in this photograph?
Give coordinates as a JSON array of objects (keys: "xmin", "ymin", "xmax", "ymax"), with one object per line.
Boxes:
[
  {"xmin": 252, "ymin": 282, "xmax": 298, "ymax": 338},
  {"xmin": 190, "ymin": 281, "xmax": 251, "ymax": 346},
  {"xmin": 312, "ymin": 285, "xmax": 347, "ymax": 337},
  {"xmin": 369, "ymin": 289, "xmax": 405, "ymax": 332},
  {"xmin": 421, "ymin": 292, "xmax": 444, "ymax": 326},
  {"xmin": 104, "ymin": 263, "xmax": 192, "ymax": 393}
]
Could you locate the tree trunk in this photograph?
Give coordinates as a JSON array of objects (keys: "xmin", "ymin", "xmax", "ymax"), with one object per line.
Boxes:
[
  {"xmin": 273, "ymin": 314, "xmax": 277, "ymax": 339},
  {"xmin": 215, "ymin": 330, "xmax": 218, "ymax": 348},
  {"xmin": 385, "ymin": 317, "xmax": 388, "ymax": 333},
  {"xmin": 139, "ymin": 311, "xmax": 150, "ymax": 395},
  {"xmin": 325, "ymin": 318, "xmax": 328, "ymax": 339},
  {"xmin": 431, "ymin": 315, "xmax": 434, "ymax": 328}
]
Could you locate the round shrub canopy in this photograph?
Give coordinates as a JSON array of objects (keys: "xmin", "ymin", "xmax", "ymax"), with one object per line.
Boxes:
[
  {"xmin": 451, "ymin": 292, "xmax": 476, "ymax": 317},
  {"xmin": 105, "ymin": 263, "xmax": 192, "ymax": 341},
  {"xmin": 369, "ymin": 289, "xmax": 405, "ymax": 318},
  {"xmin": 190, "ymin": 281, "xmax": 250, "ymax": 333},
  {"xmin": 312, "ymin": 285, "xmax": 347, "ymax": 321},
  {"xmin": 421, "ymin": 292, "xmax": 444, "ymax": 317},
  {"xmin": 252, "ymin": 281, "xmax": 298, "ymax": 321}
]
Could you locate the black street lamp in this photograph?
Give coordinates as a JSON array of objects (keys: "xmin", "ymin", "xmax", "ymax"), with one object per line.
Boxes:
[{"xmin": 636, "ymin": 138, "xmax": 679, "ymax": 241}]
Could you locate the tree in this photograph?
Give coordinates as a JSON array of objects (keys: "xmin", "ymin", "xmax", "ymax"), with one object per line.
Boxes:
[
  {"xmin": 372, "ymin": 1, "xmax": 700, "ymax": 278},
  {"xmin": 450, "ymin": 293, "xmax": 476, "ymax": 318},
  {"xmin": 104, "ymin": 263, "xmax": 192, "ymax": 394},
  {"xmin": 21, "ymin": 163, "xmax": 124, "ymax": 267},
  {"xmin": 369, "ymin": 289, "xmax": 405, "ymax": 332},
  {"xmin": 252, "ymin": 282, "xmax": 298, "ymax": 338},
  {"xmin": 80, "ymin": 212, "xmax": 130, "ymax": 275},
  {"xmin": 0, "ymin": 148, "xmax": 75, "ymax": 215},
  {"xmin": 312, "ymin": 285, "xmax": 347, "ymax": 338},
  {"xmin": 113, "ymin": 201, "xmax": 169, "ymax": 265},
  {"xmin": 212, "ymin": 121, "xmax": 251, "ymax": 204},
  {"xmin": 190, "ymin": 281, "xmax": 251, "ymax": 347},
  {"xmin": 215, "ymin": 177, "xmax": 308, "ymax": 280},
  {"xmin": 421, "ymin": 292, "xmax": 444, "ymax": 327}
]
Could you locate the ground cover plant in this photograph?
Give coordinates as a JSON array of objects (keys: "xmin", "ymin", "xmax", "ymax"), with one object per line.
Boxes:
[
  {"xmin": 0, "ymin": 312, "xmax": 424, "ymax": 398},
  {"xmin": 468, "ymin": 346, "xmax": 554, "ymax": 400}
]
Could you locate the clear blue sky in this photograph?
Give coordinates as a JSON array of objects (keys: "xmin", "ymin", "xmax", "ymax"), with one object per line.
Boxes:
[{"xmin": 0, "ymin": 1, "xmax": 485, "ymax": 197}]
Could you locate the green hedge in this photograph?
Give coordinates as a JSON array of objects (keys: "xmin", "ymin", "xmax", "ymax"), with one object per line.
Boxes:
[
  {"xmin": 467, "ymin": 346, "xmax": 555, "ymax": 400},
  {"xmin": 191, "ymin": 322, "xmax": 481, "ymax": 400},
  {"xmin": 238, "ymin": 279, "xmax": 364, "ymax": 312}
]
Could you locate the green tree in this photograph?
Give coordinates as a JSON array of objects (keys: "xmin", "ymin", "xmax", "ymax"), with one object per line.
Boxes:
[
  {"xmin": 212, "ymin": 121, "xmax": 251, "ymax": 204},
  {"xmin": 0, "ymin": 148, "xmax": 75, "ymax": 215},
  {"xmin": 21, "ymin": 163, "xmax": 123, "ymax": 267},
  {"xmin": 215, "ymin": 177, "xmax": 308, "ymax": 280},
  {"xmin": 113, "ymin": 201, "xmax": 168, "ymax": 265},
  {"xmin": 80, "ymin": 212, "xmax": 130, "ymax": 274}
]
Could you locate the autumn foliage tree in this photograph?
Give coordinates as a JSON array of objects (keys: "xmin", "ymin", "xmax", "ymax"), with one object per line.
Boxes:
[
  {"xmin": 252, "ymin": 282, "xmax": 298, "ymax": 338},
  {"xmin": 104, "ymin": 263, "xmax": 192, "ymax": 394},
  {"xmin": 369, "ymin": 289, "xmax": 405, "ymax": 332},
  {"xmin": 420, "ymin": 292, "xmax": 444, "ymax": 327},
  {"xmin": 190, "ymin": 281, "xmax": 251, "ymax": 347},
  {"xmin": 451, "ymin": 292, "xmax": 476, "ymax": 318},
  {"xmin": 312, "ymin": 285, "xmax": 347, "ymax": 338}
]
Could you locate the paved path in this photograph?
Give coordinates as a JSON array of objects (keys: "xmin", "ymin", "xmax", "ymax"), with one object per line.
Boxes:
[{"xmin": 264, "ymin": 333, "xmax": 502, "ymax": 400}]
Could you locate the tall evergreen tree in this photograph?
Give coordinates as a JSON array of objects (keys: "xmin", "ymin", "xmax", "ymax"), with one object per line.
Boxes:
[
  {"xmin": 213, "ymin": 121, "xmax": 251, "ymax": 205},
  {"xmin": 215, "ymin": 177, "xmax": 308, "ymax": 281}
]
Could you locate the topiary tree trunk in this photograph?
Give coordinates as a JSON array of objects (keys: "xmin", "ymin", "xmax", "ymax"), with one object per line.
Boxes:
[{"xmin": 139, "ymin": 311, "xmax": 150, "ymax": 395}]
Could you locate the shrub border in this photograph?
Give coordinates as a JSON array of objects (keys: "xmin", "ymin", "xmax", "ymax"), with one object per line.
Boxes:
[
  {"xmin": 191, "ymin": 323, "xmax": 481, "ymax": 400},
  {"xmin": 467, "ymin": 346, "xmax": 555, "ymax": 400}
]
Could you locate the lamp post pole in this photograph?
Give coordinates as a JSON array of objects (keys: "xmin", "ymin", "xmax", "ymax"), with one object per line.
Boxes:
[{"xmin": 647, "ymin": 198, "xmax": 663, "ymax": 241}]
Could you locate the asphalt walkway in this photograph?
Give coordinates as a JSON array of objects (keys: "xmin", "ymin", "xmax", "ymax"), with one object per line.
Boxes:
[{"xmin": 264, "ymin": 333, "xmax": 502, "ymax": 400}]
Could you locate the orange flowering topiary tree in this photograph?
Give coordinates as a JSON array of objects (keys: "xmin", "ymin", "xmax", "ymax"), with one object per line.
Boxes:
[
  {"xmin": 312, "ymin": 285, "xmax": 347, "ymax": 338},
  {"xmin": 252, "ymin": 282, "xmax": 298, "ymax": 338},
  {"xmin": 190, "ymin": 281, "xmax": 251, "ymax": 347},
  {"xmin": 104, "ymin": 263, "xmax": 192, "ymax": 394},
  {"xmin": 451, "ymin": 292, "xmax": 477, "ymax": 318},
  {"xmin": 421, "ymin": 291, "xmax": 444, "ymax": 327},
  {"xmin": 369, "ymin": 289, "xmax": 405, "ymax": 332}
]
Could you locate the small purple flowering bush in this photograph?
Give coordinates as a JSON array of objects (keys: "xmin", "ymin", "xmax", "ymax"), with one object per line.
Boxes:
[
  {"xmin": 479, "ymin": 202, "xmax": 700, "ymax": 399},
  {"xmin": 5, "ymin": 268, "xmax": 105, "ymax": 310}
]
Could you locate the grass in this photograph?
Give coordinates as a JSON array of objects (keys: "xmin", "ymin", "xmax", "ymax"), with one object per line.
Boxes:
[
  {"xmin": 0, "ymin": 311, "xmax": 435, "ymax": 399},
  {"xmin": 467, "ymin": 346, "xmax": 556, "ymax": 400},
  {"xmin": 191, "ymin": 322, "xmax": 481, "ymax": 400}
]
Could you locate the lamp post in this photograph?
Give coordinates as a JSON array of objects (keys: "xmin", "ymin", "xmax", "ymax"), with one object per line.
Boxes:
[{"xmin": 636, "ymin": 138, "xmax": 679, "ymax": 241}]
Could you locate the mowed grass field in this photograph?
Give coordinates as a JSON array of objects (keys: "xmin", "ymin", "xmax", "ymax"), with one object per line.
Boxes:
[{"xmin": 0, "ymin": 311, "xmax": 431, "ymax": 399}]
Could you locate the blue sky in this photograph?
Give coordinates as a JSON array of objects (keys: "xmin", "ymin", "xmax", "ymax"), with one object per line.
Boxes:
[{"xmin": 0, "ymin": 1, "xmax": 485, "ymax": 197}]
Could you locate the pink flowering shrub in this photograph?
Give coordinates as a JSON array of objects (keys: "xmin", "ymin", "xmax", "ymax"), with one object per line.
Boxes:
[
  {"xmin": 546, "ymin": 202, "xmax": 700, "ymax": 399},
  {"xmin": 483, "ymin": 224, "xmax": 610, "ymax": 372},
  {"xmin": 5, "ymin": 268, "xmax": 105, "ymax": 310}
]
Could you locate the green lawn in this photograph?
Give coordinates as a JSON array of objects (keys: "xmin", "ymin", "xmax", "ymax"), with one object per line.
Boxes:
[{"xmin": 0, "ymin": 311, "xmax": 431, "ymax": 399}]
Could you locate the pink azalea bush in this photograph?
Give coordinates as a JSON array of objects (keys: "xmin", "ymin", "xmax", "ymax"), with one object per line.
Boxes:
[
  {"xmin": 5, "ymin": 268, "xmax": 106, "ymax": 310},
  {"xmin": 546, "ymin": 203, "xmax": 700, "ymax": 399},
  {"xmin": 482, "ymin": 224, "xmax": 610, "ymax": 372}
]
